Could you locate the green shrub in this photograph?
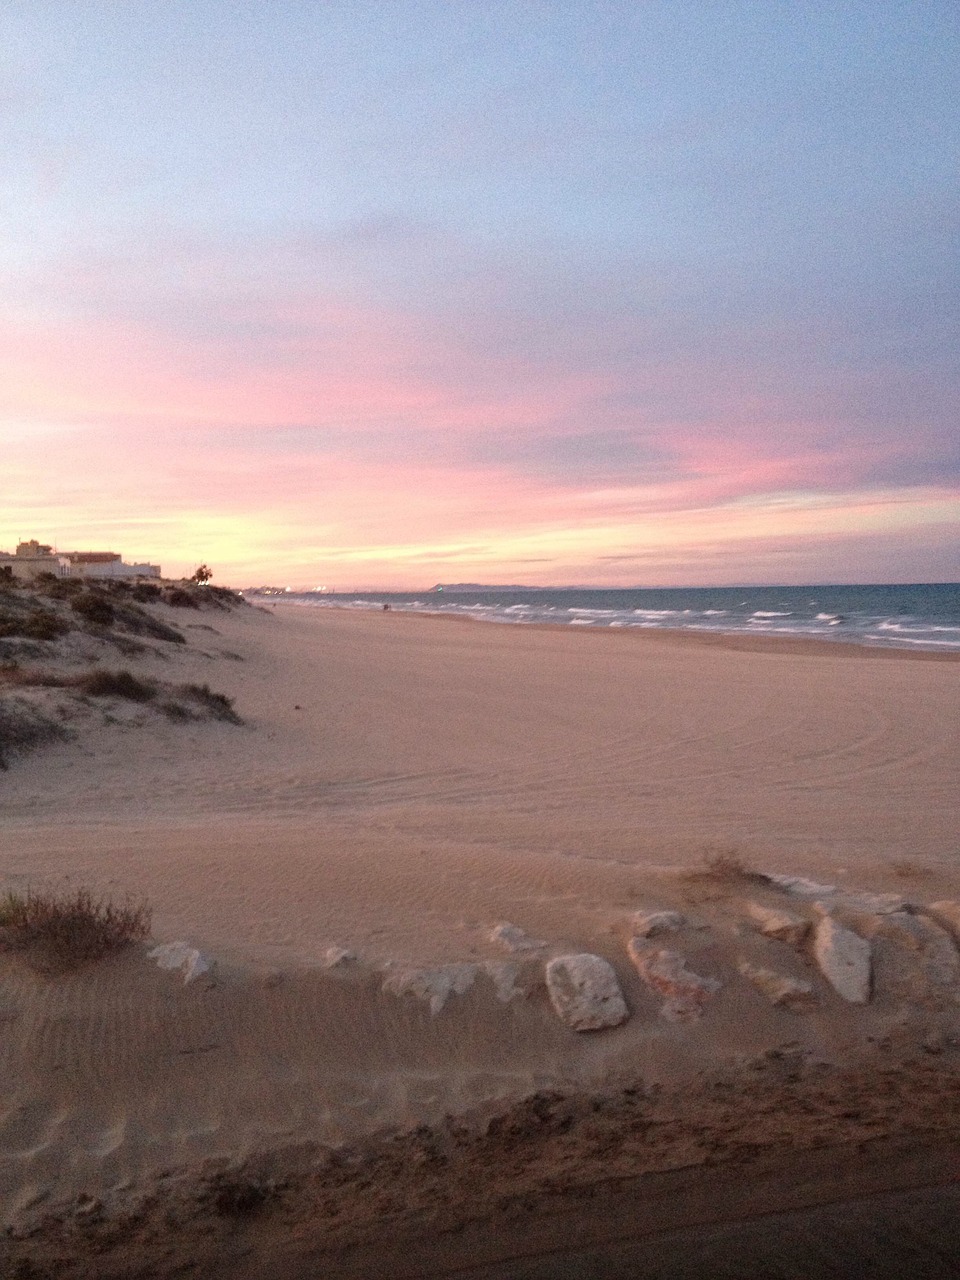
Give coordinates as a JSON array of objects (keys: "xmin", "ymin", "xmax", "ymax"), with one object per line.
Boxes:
[
  {"xmin": 71, "ymin": 593, "xmax": 115, "ymax": 626},
  {"xmin": 79, "ymin": 669, "xmax": 158, "ymax": 701},
  {"xmin": 0, "ymin": 886, "xmax": 151, "ymax": 967}
]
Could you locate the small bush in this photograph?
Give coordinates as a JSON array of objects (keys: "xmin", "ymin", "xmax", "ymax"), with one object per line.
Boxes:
[
  {"xmin": 0, "ymin": 608, "xmax": 70, "ymax": 642},
  {"xmin": 163, "ymin": 587, "xmax": 199, "ymax": 609},
  {"xmin": 71, "ymin": 593, "xmax": 115, "ymax": 626},
  {"xmin": 131, "ymin": 582, "xmax": 161, "ymax": 603},
  {"xmin": 41, "ymin": 578, "xmax": 85, "ymax": 600},
  {"xmin": 111, "ymin": 601, "xmax": 185, "ymax": 644},
  {"xmin": 0, "ymin": 886, "xmax": 151, "ymax": 967},
  {"xmin": 159, "ymin": 699, "xmax": 193, "ymax": 721},
  {"xmin": 0, "ymin": 698, "xmax": 68, "ymax": 768},
  {"xmin": 181, "ymin": 682, "xmax": 242, "ymax": 723},
  {"xmin": 79, "ymin": 669, "xmax": 158, "ymax": 701}
]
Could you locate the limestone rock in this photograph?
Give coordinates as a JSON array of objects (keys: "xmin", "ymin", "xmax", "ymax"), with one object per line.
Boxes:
[
  {"xmin": 873, "ymin": 912, "xmax": 959, "ymax": 988},
  {"xmin": 490, "ymin": 922, "xmax": 546, "ymax": 953},
  {"xmin": 627, "ymin": 942, "xmax": 721, "ymax": 1022},
  {"xmin": 483, "ymin": 961, "xmax": 526, "ymax": 1002},
  {"xmin": 545, "ymin": 954, "xmax": 629, "ymax": 1032},
  {"xmin": 838, "ymin": 891, "xmax": 908, "ymax": 916},
  {"xmin": 739, "ymin": 962, "xmax": 815, "ymax": 1012},
  {"xmin": 763, "ymin": 873, "xmax": 837, "ymax": 898},
  {"xmin": 813, "ymin": 917, "xmax": 871, "ymax": 1003},
  {"xmin": 382, "ymin": 963, "xmax": 479, "ymax": 1015},
  {"xmin": 927, "ymin": 901, "xmax": 960, "ymax": 942},
  {"xmin": 632, "ymin": 910, "xmax": 685, "ymax": 939},
  {"xmin": 147, "ymin": 941, "xmax": 213, "ymax": 985},
  {"xmin": 322, "ymin": 946, "xmax": 357, "ymax": 969},
  {"xmin": 745, "ymin": 903, "xmax": 809, "ymax": 947}
]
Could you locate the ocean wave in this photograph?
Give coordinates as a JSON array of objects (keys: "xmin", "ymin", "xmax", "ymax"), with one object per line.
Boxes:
[{"xmin": 261, "ymin": 588, "xmax": 959, "ymax": 654}]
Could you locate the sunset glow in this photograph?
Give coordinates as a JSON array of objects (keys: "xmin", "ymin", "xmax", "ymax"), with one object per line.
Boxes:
[{"xmin": 2, "ymin": 4, "xmax": 957, "ymax": 587}]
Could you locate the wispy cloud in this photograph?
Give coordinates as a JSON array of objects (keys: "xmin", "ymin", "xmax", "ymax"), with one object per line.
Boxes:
[{"xmin": 2, "ymin": 4, "xmax": 957, "ymax": 584}]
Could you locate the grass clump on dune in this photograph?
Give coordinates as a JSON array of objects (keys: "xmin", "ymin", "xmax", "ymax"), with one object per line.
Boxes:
[
  {"xmin": 180, "ymin": 682, "xmax": 242, "ymax": 723},
  {"xmin": 0, "ymin": 698, "xmax": 68, "ymax": 769},
  {"xmin": 0, "ymin": 886, "xmax": 151, "ymax": 968},
  {"xmin": 0, "ymin": 607, "xmax": 70, "ymax": 642},
  {"xmin": 78, "ymin": 668, "xmax": 158, "ymax": 702}
]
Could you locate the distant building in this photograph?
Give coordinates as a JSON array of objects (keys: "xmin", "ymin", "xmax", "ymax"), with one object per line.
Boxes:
[
  {"xmin": 0, "ymin": 540, "xmax": 71, "ymax": 580},
  {"xmin": 0, "ymin": 540, "xmax": 161, "ymax": 581},
  {"xmin": 63, "ymin": 551, "xmax": 162, "ymax": 580}
]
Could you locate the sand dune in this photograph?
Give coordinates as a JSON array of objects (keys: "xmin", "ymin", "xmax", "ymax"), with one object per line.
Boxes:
[{"xmin": 1, "ymin": 602, "xmax": 959, "ymax": 1274}]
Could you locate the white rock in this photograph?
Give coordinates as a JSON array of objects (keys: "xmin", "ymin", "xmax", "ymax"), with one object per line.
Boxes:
[
  {"xmin": 873, "ymin": 912, "xmax": 959, "ymax": 987},
  {"xmin": 927, "ymin": 901, "xmax": 960, "ymax": 941},
  {"xmin": 813, "ymin": 917, "xmax": 871, "ymax": 1003},
  {"xmin": 545, "ymin": 954, "xmax": 629, "ymax": 1032},
  {"xmin": 838, "ymin": 891, "xmax": 908, "ymax": 915},
  {"xmin": 483, "ymin": 961, "xmax": 525, "ymax": 1002},
  {"xmin": 490, "ymin": 922, "xmax": 546, "ymax": 953},
  {"xmin": 148, "ymin": 941, "xmax": 213, "ymax": 985},
  {"xmin": 745, "ymin": 903, "xmax": 810, "ymax": 947},
  {"xmin": 627, "ymin": 942, "xmax": 721, "ymax": 1022},
  {"xmin": 322, "ymin": 946, "xmax": 357, "ymax": 969},
  {"xmin": 739, "ymin": 962, "xmax": 815, "ymax": 1012},
  {"xmin": 382, "ymin": 963, "xmax": 479, "ymax": 1015},
  {"xmin": 631, "ymin": 910, "xmax": 685, "ymax": 939},
  {"xmin": 763, "ymin": 873, "xmax": 837, "ymax": 898}
]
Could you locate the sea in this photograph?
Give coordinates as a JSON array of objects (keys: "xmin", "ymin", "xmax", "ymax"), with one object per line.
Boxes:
[{"xmin": 249, "ymin": 583, "xmax": 960, "ymax": 653}]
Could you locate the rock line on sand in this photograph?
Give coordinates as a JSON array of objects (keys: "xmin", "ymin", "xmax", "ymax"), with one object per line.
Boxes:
[
  {"xmin": 813, "ymin": 916, "xmax": 872, "ymax": 1003},
  {"xmin": 745, "ymin": 902, "xmax": 810, "ymax": 947},
  {"xmin": 631, "ymin": 910, "xmax": 685, "ymax": 939},
  {"xmin": 738, "ymin": 962, "xmax": 816, "ymax": 1012},
  {"xmin": 545, "ymin": 954, "xmax": 629, "ymax": 1031},
  {"xmin": 382, "ymin": 963, "xmax": 480, "ymax": 1015},
  {"xmin": 490, "ymin": 922, "xmax": 546, "ymax": 953},
  {"xmin": 147, "ymin": 942, "xmax": 213, "ymax": 985},
  {"xmin": 927, "ymin": 901, "xmax": 960, "ymax": 942},
  {"xmin": 627, "ymin": 942, "xmax": 721, "ymax": 1022}
]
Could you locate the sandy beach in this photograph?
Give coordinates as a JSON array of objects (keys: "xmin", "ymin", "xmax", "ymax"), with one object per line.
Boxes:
[{"xmin": 2, "ymin": 598, "xmax": 960, "ymax": 1276}]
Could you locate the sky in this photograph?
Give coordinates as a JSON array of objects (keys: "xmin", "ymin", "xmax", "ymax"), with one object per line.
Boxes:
[{"xmin": 1, "ymin": 2, "xmax": 958, "ymax": 588}]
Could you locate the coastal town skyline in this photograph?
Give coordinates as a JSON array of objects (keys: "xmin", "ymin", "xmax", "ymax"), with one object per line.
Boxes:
[{"xmin": 3, "ymin": 3, "xmax": 958, "ymax": 589}]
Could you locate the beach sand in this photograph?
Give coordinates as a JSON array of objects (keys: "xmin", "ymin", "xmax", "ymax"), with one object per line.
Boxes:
[{"xmin": 1, "ymin": 602, "xmax": 959, "ymax": 1275}]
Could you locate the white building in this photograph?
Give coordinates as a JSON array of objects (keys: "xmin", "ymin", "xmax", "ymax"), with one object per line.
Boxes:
[
  {"xmin": 63, "ymin": 551, "xmax": 161, "ymax": 580},
  {"xmin": 0, "ymin": 540, "xmax": 161, "ymax": 581}
]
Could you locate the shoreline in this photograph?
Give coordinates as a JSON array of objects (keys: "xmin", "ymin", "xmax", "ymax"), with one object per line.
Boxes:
[{"xmin": 264, "ymin": 596, "xmax": 960, "ymax": 660}]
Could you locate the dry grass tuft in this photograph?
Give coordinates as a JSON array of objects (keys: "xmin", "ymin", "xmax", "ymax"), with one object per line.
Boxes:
[
  {"xmin": 180, "ymin": 682, "xmax": 242, "ymax": 723},
  {"xmin": 78, "ymin": 669, "xmax": 158, "ymax": 701},
  {"xmin": 680, "ymin": 849, "xmax": 763, "ymax": 885},
  {"xmin": 0, "ymin": 886, "xmax": 151, "ymax": 968},
  {"xmin": 0, "ymin": 698, "xmax": 69, "ymax": 768},
  {"xmin": 888, "ymin": 860, "xmax": 932, "ymax": 880}
]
